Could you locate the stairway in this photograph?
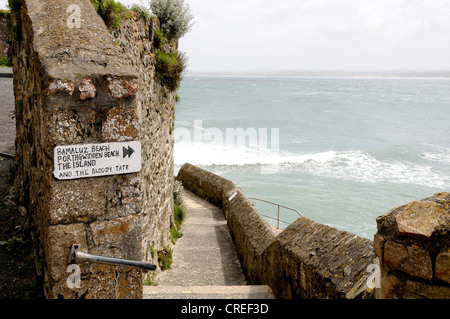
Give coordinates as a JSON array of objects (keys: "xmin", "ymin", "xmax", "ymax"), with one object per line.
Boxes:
[{"xmin": 143, "ymin": 189, "xmax": 274, "ymax": 299}]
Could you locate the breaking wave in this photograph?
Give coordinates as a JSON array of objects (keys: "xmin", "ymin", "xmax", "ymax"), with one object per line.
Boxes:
[{"xmin": 175, "ymin": 142, "xmax": 450, "ymax": 189}]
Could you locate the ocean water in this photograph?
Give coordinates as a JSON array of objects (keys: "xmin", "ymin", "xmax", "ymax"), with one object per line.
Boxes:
[{"xmin": 174, "ymin": 74, "xmax": 450, "ymax": 239}]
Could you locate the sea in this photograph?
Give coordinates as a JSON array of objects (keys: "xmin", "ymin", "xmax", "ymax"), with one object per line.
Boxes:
[{"xmin": 173, "ymin": 72, "xmax": 450, "ymax": 239}]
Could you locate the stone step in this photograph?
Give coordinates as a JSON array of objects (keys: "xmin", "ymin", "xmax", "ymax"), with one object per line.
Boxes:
[{"xmin": 143, "ymin": 285, "xmax": 275, "ymax": 299}]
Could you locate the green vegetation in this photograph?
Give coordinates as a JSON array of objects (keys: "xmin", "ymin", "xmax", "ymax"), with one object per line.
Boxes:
[
  {"xmin": 150, "ymin": 245, "xmax": 156, "ymax": 258},
  {"xmin": 171, "ymin": 181, "xmax": 186, "ymax": 244},
  {"xmin": 7, "ymin": 0, "xmax": 22, "ymax": 44},
  {"xmin": 143, "ymin": 277, "xmax": 159, "ymax": 286},
  {"xmin": 0, "ymin": 56, "xmax": 12, "ymax": 67},
  {"xmin": 88, "ymin": 1, "xmax": 190, "ymax": 91},
  {"xmin": 151, "ymin": 8, "xmax": 188, "ymax": 92},
  {"xmin": 153, "ymin": 28, "xmax": 167, "ymax": 50},
  {"xmin": 151, "ymin": 182, "xmax": 187, "ymax": 272},
  {"xmin": 0, "ymin": 233, "xmax": 25, "ymax": 253},
  {"xmin": 158, "ymin": 247, "xmax": 173, "ymax": 270},
  {"xmin": 7, "ymin": 0, "xmax": 20, "ymax": 12},
  {"xmin": 150, "ymin": 0, "xmax": 194, "ymax": 40},
  {"xmin": 170, "ymin": 226, "xmax": 182, "ymax": 244},
  {"xmin": 0, "ymin": 9, "xmax": 11, "ymax": 19},
  {"xmin": 174, "ymin": 181, "xmax": 185, "ymax": 222},
  {"xmin": 90, "ymin": 0, "xmax": 131, "ymax": 30},
  {"xmin": 143, "ymin": 272, "xmax": 159, "ymax": 286},
  {"xmin": 174, "ymin": 201, "xmax": 186, "ymax": 227},
  {"xmin": 155, "ymin": 49, "xmax": 187, "ymax": 91},
  {"xmin": 130, "ymin": 3, "xmax": 150, "ymax": 19}
]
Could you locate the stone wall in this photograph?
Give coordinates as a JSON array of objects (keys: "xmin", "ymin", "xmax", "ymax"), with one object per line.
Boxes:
[
  {"xmin": 112, "ymin": 11, "xmax": 177, "ymax": 281},
  {"xmin": 374, "ymin": 193, "xmax": 450, "ymax": 298},
  {"xmin": 176, "ymin": 163, "xmax": 376, "ymax": 299},
  {"xmin": 12, "ymin": 0, "xmax": 176, "ymax": 298},
  {"xmin": 262, "ymin": 217, "xmax": 375, "ymax": 299}
]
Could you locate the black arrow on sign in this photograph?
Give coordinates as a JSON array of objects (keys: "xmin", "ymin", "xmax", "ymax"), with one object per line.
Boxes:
[{"xmin": 123, "ymin": 146, "xmax": 135, "ymax": 158}]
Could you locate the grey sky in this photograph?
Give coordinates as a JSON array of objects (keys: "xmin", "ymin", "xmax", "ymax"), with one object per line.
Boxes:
[{"xmin": 2, "ymin": 0, "xmax": 450, "ymax": 73}]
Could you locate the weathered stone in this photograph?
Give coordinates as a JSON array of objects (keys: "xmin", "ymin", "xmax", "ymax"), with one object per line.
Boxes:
[
  {"xmin": 405, "ymin": 280, "xmax": 450, "ymax": 299},
  {"xmin": 72, "ymin": 264, "xmax": 116, "ymax": 299},
  {"xmin": 47, "ymin": 110, "xmax": 84, "ymax": 145},
  {"xmin": 47, "ymin": 179, "xmax": 108, "ymax": 224},
  {"xmin": 102, "ymin": 107, "xmax": 139, "ymax": 142},
  {"xmin": 384, "ymin": 241, "xmax": 433, "ymax": 280},
  {"xmin": 116, "ymin": 269, "xmax": 143, "ymax": 299},
  {"xmin": 378, "ymin": 274, "xmax": 403, "ymax": 299},
  {"xmin": 46, "ymin": 79, "xmax": 75, "ymax": 96},
  {"xmin": 395, "ymin": 200, "xmax": 443, "ymax": 239},
  {"xmin": 105, "ymin": 75, "xmax": 139, "ymax": 99},
  {"xmin": 383, "ymin": 241, "xmax": 407, "ymax": 270},
  {"xmin": 436, "ymin": 251, "xmax": 450, "ymax": 284},
  {"xmin": 90, "ymin": 214, "xmax": 140, "ymax": 247},
  {"xmin": 375, "ymin": 193, "xmax": 450, "ymax": 299},
  {"xmin": 47, "ymin": 223, "xmax": 87, "ymax": 283},
  {"xmin": 423, "ymin": 192, "xmax": 450, "ymax": 210},
  {"xmin": 79, "ymin": 77, "xmax": 96, "ymax": 100},
  {"xmin": 373, "ymin": 233, "xmax": 385, "ymax": 263}
]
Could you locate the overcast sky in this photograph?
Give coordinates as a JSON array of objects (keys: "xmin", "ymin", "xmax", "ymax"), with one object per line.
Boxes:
[{"xmin": 2, "ymin": 0, "xmax": 450, "ymax": 73}]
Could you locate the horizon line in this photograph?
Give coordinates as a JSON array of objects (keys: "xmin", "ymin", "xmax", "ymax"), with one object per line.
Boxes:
[{"xmin": 184, "ymin": 69, "xmax": 450, "ymax": 79}]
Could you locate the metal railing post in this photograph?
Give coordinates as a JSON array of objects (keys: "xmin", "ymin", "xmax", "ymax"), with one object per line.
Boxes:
[
  {"xmin": 247, "ymin": 197, "xmax": 302, "ymax": 231},
  {"xmin": 277, "ymin": 205, "xmax": 280, "ymax": 229}
]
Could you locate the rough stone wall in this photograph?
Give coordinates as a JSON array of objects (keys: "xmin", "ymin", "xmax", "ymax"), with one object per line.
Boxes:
[
  {"xmin": 374, "ymin": 193, "xmax": 450, "ymax": 298},
  {"xmin": 12, "ymin": 0, "xmax": 142, "ymax": 299},
  {"xmin": 12, "ymin": 0, "xmax": 176, "ymax": 298},
  {"xmin": 225, "ymin": 190, "xmax": 276, "ymax": 285},
  {"xmin": 263, "ymin": 217, "xmax": 375, "ymax": 299},
  {"xmin": 176, "ymin": 162, "xmax": 237, "ymax": 208},
  {"xmin": 112, "ymin": 12, "xmax": 177, "ymax": 279},
  {"xmin": 176, "ymin": 163, "xmax": 376, "ymax": 299}
]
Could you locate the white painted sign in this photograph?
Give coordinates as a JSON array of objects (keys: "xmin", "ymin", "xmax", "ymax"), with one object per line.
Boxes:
[{"xmin": 53, "ymin": 141, "xmax": 141, "ymax": 180}]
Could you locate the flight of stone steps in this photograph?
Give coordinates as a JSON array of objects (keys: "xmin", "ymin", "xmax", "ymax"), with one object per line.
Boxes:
[{"xmin": 143, "ymin": 190, "xmax": 274, "ymax": 299}]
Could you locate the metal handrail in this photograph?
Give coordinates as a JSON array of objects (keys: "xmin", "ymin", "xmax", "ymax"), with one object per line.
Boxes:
[
  {"xmin": 68, "ymin": 243, "xmax": 156, "ymax": 272},
  {"xmin": 0, "ymin": 152, "xmax": 14, "ymax": 159},
  {"xmin": 248, "ymin": 197, "xmax": 302, "ymax": 230}
]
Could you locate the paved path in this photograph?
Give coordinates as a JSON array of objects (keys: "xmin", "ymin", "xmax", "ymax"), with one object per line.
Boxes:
[{"xmin": 144, "ymin": 189, "xmax": 274, "ymax": 299}]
